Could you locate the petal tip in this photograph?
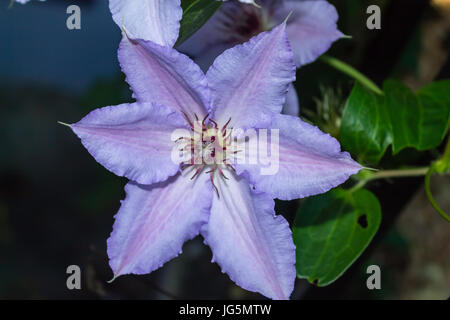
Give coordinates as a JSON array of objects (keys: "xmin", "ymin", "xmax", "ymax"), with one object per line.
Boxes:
[{"xmin": 57, "ymin": 121, "xmax": 71, "ymax": 128}]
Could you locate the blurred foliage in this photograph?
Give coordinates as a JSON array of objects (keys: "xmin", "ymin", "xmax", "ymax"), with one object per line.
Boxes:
[{"xmin": 302, "ymin": 86, "xmax": 346, "ymax": 138}]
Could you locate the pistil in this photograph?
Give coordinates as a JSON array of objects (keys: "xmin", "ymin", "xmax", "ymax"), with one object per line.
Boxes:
[{"xmin": 177, "ymin": 113, "xmax": 237, "ymax": 197}]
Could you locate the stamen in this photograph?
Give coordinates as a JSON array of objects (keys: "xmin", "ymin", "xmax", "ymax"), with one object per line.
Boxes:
[
  {"xmin": 176, "ymin": 137, "xmax": 194, "ymax": 143},
  {"xmin": 181, "ymin": 163, "xmax": 194, "ymax": 170},
  {"xmin": 202, "ymin": 113, "xmax": 210, "ymax": 127},
  {"xmin": 210, "ymin": 119, "xmax": 218, "ymax": 129},
  {"xmin": 222, "ymin": 117, "xmax": 232, "ymax": 134},
  {"xmin": 218, "ymin": 167, "xmax": 229, "ymax": 180},
  {"xmin": 210, "ymin": 171, "xmax": 220, "ymax": 198},
  {"xmin": 226, "ymin": 164, "xmax": 236, "ymax": 172},
  {"xmin": 179, "ymin": 116, "xmax": 237, "ymax": 200},
  {"xmin": 181, "ymin": 111, "xmax": 194, "ymax": 129},
  {"xmin": 190, "ymin": 165, "xmax": 205, "ymax": 180}
]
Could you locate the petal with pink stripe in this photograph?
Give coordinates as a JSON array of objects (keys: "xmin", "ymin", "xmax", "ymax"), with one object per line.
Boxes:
[
  {"xmin": 202, "ymin": 172, "xmax": 296, "ymax": 300},
  {"xmin": 108, "ymin": 171, "xmax": 212, "ymax": 278},
  {"xmin": 236, "ymin": 114, "xmax": 362, "ymax": 200},
  {"xmin": 119, "ymin": 36, "xmax": 211, "ymax": 120},
  {"xmin": 71, "ymin": 102, "xmax": 185, "ymax": 185}
]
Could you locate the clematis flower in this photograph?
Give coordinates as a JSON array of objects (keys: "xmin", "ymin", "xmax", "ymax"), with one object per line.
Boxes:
[
  {"xmin": 180, "ymin": 0, "xmax": 344, "ymax": 115},
  {"xmin": 182, "ymin": 0, "xmax": 344, "ymax": 68},
  {"xmin": 65, "ymin": 23, "xmax": 361, "ymax": 300},
  {"xmin": 107, "ymin": 0, "xmax": 258, "ymax": 46}
]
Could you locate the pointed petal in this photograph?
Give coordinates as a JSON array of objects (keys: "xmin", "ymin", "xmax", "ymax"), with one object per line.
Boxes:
[
  {"xmin": 109, "ymin": 0, "xmax": 182, "ymax": 47},
  {"xmin": 119, "ymin": 36, "xmax": 210, "ymax": 120},
  {"xmin": 71, "ymin": 102, "xmax": 185, "ymax": 185},
  {"xmin": 236, "ymin": 114, "xmax": 362, "ymax": 201},
  {"xmin": 207, "ymin": 23, "xmax": 296, "ymax": 129},
  {"xmin": 276, "ymin": 0, "xmax": 344, "ymax": 67},
  {"xmin": 108, "ymin": 171, "xmax": 212, "ymax": 278},
  {"xmin": 202, "ymin": 172, "xmax": 296, "ymax": 300},
  {"xmin": 282, "ymin": 83, "xmax": 299, "ymax": 116}
]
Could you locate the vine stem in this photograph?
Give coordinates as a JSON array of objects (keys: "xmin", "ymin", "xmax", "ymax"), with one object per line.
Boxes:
[
  {"xmin": 352, "ymin": 144, "xmax": 450, "ymax": 222},
  {"xmin": 366, "ymin": 167, "xmax": 430, "ymax": 180},
  {"xmin": 423, "ymin": 135, "xmax": 450, "ymax": 222},
  {"xmin": 441, "ymin": 135, "xmax": 450, "ymax": 165},
  {"xmin": 351, "ymin": 167, "xmax": 430, "ymax": 192},
  {"xmin": 425, "ymin": 167, "xmax": 450, "ymax": 222}
]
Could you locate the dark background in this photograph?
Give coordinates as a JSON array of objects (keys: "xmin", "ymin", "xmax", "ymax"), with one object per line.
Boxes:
[{"xmin": 0, "ymin": 0, "xmax": 449, "ymax": 299}]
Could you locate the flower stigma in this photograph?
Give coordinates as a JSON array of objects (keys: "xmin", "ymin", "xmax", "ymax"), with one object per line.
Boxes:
[{"xmin": 176, "ymin": 113, "xmax": 239, "ymax": 197}]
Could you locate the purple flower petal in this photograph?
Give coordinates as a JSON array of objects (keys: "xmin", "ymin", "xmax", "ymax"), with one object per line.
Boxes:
[
  {"xmin": 236, "ymin": 114, "xmax": 362, "ymax": 201},
  {"xmin": 71, "ymin": 102, "xmax": 185, "ymax": 185},
  {"xmin": 118, "ymin": 36, "xmax": 211, "ymax": 120},
  {"xmin": 202, "ymin": 172, "xmax": 296, "ymax": 300},
  {"xmin": 282, "ymin": 83, "xmax": 299, "ymax": 116},
  {"xmin": 108, "ymin": 172, "xmax": 212, "ymax": 278},
  {"xmin": 109, "ymin": 0, "xmax": 182, "ymax": 47},
  {"xmin": 275, "ymin": 0, "xmax": 344, "ymax": 67},
  {"xmin": 207, "ymin": 23, "xmax": 296, "ymax": 129}
]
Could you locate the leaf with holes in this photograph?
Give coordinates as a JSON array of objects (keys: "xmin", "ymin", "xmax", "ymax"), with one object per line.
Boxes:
[
  {"xmin": 176, "ymin": 0, "xmax": 222, "ymax": 46},
  {"xmin": 294, "ymin": 188, "xmax": 381, "ymax": 286},
  {"xmin": 341, "ymin": 79, "xmax": 450, "ymax": 165}
]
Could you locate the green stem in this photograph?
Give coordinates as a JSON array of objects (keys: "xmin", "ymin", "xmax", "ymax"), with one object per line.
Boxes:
[
  {"xmin": 320, "ymin": 55, "xmax": 384, "ymax": 96},
  {"xmin": 366, "ymin": 167, "xmax": 430, "ymax": 181},
  {"xmin": 441, "ymin": 135, "xmax": 450, "ymax": 165},
  {"xmin": 352, "ymin": 167, "xmax": 430, "ymax": 191},
  {"xmin": 352, "ymin": 137, "xmax": 450, "ymax": 221},
  {"xmin": 352, "ymin": 165, "xmax": 450, "ymax": 223},
  {"xmin": 351, "ymin": 167, "xmax": 428, "ymax": 192},
  {"xmin": 425, "ymin": 166, "xmax": 450, "ymax": 223}
]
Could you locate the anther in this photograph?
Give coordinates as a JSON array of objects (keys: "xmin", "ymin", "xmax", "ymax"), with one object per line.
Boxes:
[
  {"xmin": 202, "ymin": 113, "xmax": 210, "ymax": 127},
  {"xmin": 210, "ymin": 172, "xmax": 220, "ymax": 198},
  {"xmin": 191, "ymin": 165, "xmax": 205, "ymax": 180},
  {"xmin": 181, "ymin": 111, "xmax": 194, "ymax": 129},
  {"xmin": 222, "ymin": 117, "xmax": 232, "ymax": 133},
  {"xmin": 210, "ymin": 119, "xmax": 218, "ymax": 129}
]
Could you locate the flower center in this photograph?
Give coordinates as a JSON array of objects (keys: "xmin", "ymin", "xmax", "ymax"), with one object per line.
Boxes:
[
  {"xmin": 177, "ymin": 113, "xmax": 237, "ymax": 196},
  {"xmin": 217, "ymin": 4, "xmax": 265, "ymax": 45}
]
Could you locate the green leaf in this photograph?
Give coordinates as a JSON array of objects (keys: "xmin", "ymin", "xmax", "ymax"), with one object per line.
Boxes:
[
  {"xmin": 294, "ymin": 188, "xmax": 381, "ymax": 286},
  {"xmin": 341, "ymin": 79, "xmax": 450, "ymax": 164},
  {"xmin": 176, "ymin": 0, "xmax": 222, "ymax": 46},
  {"xmin": 417, "ymin": 80, "xmax": 450, "ymax": 138},
  {"xmin": 340, "ymin": 82, "xmax": 389, "ymax": 164}
]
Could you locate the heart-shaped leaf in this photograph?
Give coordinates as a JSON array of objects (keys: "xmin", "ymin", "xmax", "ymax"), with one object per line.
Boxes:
[{"xmin": 294, "ymin": 188, "xmax": 381, "ymax": 286}]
